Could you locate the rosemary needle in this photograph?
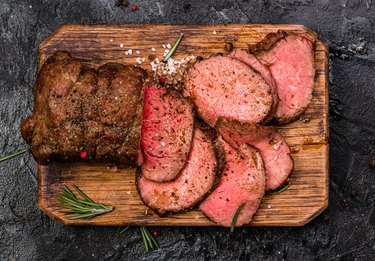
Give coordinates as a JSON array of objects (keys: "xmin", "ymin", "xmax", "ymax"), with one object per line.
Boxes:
[
  {"xmin": 268, "ymin": 181, "xmax": 291, "ymax": 195},
  {"xmin": 0, "ymin": 149, "xmax": 27, "ymax": 162},
  {"xmin": 163, "ymin": 33, "xmax": 184, "ymax": 62},
  {"xmin": 231, "ymin": 201, "xmax": 246, "ymax": 233}
]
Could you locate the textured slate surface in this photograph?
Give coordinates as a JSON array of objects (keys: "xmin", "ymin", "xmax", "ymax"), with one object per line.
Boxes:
[{"xmin": 0, "ymin": 0, "xmax": 374, "ymax": 260}]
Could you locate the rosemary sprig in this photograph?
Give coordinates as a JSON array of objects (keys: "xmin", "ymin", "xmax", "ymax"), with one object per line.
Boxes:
[
  {"xmin": 0, "ymin": 149, "xmax": 27, "ymax": 162},
  {"xmin": 231, "ymin": 201, "xmax": 246, "ymax": 232},
  {"xmin": 268, "ymin": 181, "xmax": 291, "ymax": 195},
  {"xmin": 57, "ymin": 185, "xmax": 113, "ymax": 220},
  {"xmin": 140, "ymin": 226, "xmax": 159, "ymax": 252},
  {"xmin": 163, "ymin": 33, "xmax": 184, "ymax": 62}
]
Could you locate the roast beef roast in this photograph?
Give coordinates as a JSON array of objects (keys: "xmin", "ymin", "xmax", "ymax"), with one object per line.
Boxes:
[
  {"xmin": 229, "ymin": 49, "xmax": 279, "ymax": 124},
  {"xmin": 183, "ymin": 56, "xmax": 273, "ymax": 126},
  {"xmin": 249, "ymin": 31, "xmax": 316, "ymax": 124},
  {"xmin": 137, "ymin": 128, "xmax": 223, "ymax": 215},
  {"xmin": 20, "ymin": 51, "xmax": 147, "ymax": 165},
  {"xmin": 216, "ymin": 118, "xmax": 293, "ymax": 190},
  {"xmin": 200, "ymin": 137, "xmax": 265, "ymax": 227},
  {"xmin": 140, "ymin": 84, "xmax": 194, "ymax": 182}
]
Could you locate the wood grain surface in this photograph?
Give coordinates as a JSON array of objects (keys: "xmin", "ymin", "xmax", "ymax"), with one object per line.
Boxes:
[{"xmin": 38, "ymin": 24, "xmax": 329, "ymax": 226}]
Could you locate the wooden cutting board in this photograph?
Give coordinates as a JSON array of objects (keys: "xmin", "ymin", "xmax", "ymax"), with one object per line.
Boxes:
[{"xmin": 38, "ymin": 24, "xmax": 329, "ymax": 226}]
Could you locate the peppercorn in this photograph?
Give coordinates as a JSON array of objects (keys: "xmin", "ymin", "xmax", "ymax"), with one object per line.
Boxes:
[
  {"xmin": 196, "ymin": 56, "xmax": 204, "ymax": 61},
  {"xmin": 340, "ymin": 198, "xmax": 348, "ymax": 208},
  {"xmin": 152, "ymin": 231, "xmax": 159, "ymax": 237},
  {"xmin": 350, "ymin": 188, "xmax": 358, "ymax": 198},
  {"xmin": 115, "ymin": 0, "xmax": 129, "ymax": 7},
  {"xmin": 369, "ymin": 156, "xmax": 375, "ymax": 169},
  {"xmin": 224, "ymin": 42, "xmax": 234, "ymax": 52},
  {"xmin": 159, "ymin": 77, "xmax": 166, "ymax": 85},
  {"xmin": 80, "ymin": 151, "xmax": 87, "ymax": 159},
  {"xmin": 131, "ymin": 5, "xmax": 137, "ymax": 11}
]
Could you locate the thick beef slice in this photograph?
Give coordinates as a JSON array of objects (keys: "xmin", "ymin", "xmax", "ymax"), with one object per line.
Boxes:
[
  {"xmin": 250, "ymin": 31, "xmax": 316, "ymax": 124},
  {"xmin": 137, "ymin": 128, "xmax": 222, "ymax": 215},
  {"xmin": 200, "ymin": 137, "xmax": 265, "ymax": 227},
  {"xmin": 20, "ymin": 51, "xmax": 147, "ymax": 165},
  {"xmin": 216, "ymin": 118, "xmax": 293, "ymax": 190},
  {"xmin": 140, "ymin": 84, "xmax": 194, "ymax": 182},
  {"xmin": 184, "ymin": 56, "xmax": 273, "ymax": 126},
  {"xmin": 229, "ymin": 49, "xmax": 279, "ymax": 124}
]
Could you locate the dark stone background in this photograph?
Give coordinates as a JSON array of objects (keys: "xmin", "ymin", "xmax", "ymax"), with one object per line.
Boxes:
[{"xmin": 1, "ymin": 0, "xmax": 374, "ymax": 260}]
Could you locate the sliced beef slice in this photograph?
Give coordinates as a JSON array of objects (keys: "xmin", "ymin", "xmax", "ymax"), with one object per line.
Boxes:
[
  {"xmin": 137, "ymin": 128, "xmax": 222, "ymax": 216},
  {"xmin": 216, "ymin": 118, "xmax": 293, "ymax": 190},
  {"xmin": 140, "ymin": 84, "xmax": 194, "ymax": 182},
  {"xmin": 184, "ymin": 56, "xmax": 273, "ymax": 126},
  {"xmin": 229, "ymin": 49, "xmax": 279, "ymax": 124},
  {"xmin": 249, "ymin": 31, "xmax": 316, "ymax": 124},
  {"xmin": 200, "ymin": 137, "xmax": 265, "ymax": 227},
  {"xmin": 20, "ymin": 51, "xmax": 147, "ymax": 165}
]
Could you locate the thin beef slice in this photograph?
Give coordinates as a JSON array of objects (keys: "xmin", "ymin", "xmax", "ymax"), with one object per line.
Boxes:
[
  {"xmin": 200, "ymin": 137, "xmax": 265, "ymax": 227},
  {"xmin": 229, "ymin": 49, "xmax": 279, "ymax": 124},
  {"xmin": 249, "ymin": 31, "xmax": 316, "ymax": 124},
  {"xmin": 140, "ymin": 84, "xmax": 194, "ymax": 182},
  {"xmin": 216, "ymin": 117, "xmax": 293, "ymax": 190},
  {"xmin": 184, "ymin": 56, "xmax": 273, "ymax": 126},
  {"xmin": 137, "ymin": 128, "xmax": 222, "ymax": 215}
]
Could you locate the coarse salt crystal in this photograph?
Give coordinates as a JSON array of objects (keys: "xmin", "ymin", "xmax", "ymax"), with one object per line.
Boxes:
[
  {"xmin": 151, "ymin": 47, "xmax": 156, "ymax": 52},
  {"xmin": 162, "ymin": 44, "xmax": 167, "ymax": 48},
  {"xmin": 127, "ymin": 191, "xmax": 131, "ymax": 195},
  {"xmin": 166, "ymin": 43, "xmax": 171, "ymax": 49},
  {"xmin": 109, "ymin": 39, "xmax": 114, "ymax": 42},
  {"xmin": 268, "ymin": 204, "xmax": 272, "ymax": 209},
  {"xmin": 213, "ymin": 30, "xmax": 217, "ymax": 34},
  {"xmin": 135, "ymin": 50, "xmax": 141, "ymax": 54},
  {"xmin": 125, "ymin": 51, "xmax": 129, "ymax": 55},
  {"xmin": 120, "ymin": 43, "xmax": 124, "ymax": 48},
  {"xmin": 160, "ymin": 141, "xmax": 166, "ymax": 147},
  {"xmin": 128, "ymin": 49, "xmax": 133, "ymax": 54}
]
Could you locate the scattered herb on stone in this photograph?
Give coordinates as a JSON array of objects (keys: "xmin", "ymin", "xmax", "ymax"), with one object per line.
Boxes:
[
  {"xmin": 163, "ymin": 33, "xmax": 184, "ymax": 62},
  {"xmin": 119, "ymin": 226, "xmax": 130, "ymax": 234},
  {"xmin": 0, "ymin": 149, "xmax": 27, "ymax": 162},
  {"xmin": 268, "ymin": 181, "xmax": 291, "ymax": 195},
  {"xmin": 140, "ymin": 226, "xmax": 159, "ymax": 252},
  {"xmin": 231, "ymin": 202, "xmax": 246, "ymax": 232},
  {"xmin": 57, "ymin": 185, "xmax": 113, "ymax": 220}
]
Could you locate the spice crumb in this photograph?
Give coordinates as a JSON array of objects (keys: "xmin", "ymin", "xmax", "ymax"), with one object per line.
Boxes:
[
  {"xmin": 340, "ymin": 198, "xmax": 348, "ymax": 208},
  {"xmin": 369, "ymin": 156, "xmax": 375, "ymax": 169},
  {"xmin": 131, "ymin": 5, "xmax": 137, "ymax": 11},
  {"xmin": 127, "ymin": 191, "xmax": 131, "ymax": 195}
]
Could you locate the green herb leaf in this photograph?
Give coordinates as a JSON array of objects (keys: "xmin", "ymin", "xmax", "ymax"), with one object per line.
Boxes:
[
  {"xmin": 268, "ymin": 181, "xmax": 291, "ymax": 195},
  {"xmin": 119, "ymin": 226, "xmax": 130, "ymax": 235},
  {"xmin": 231, "ymin": 201, "xmax": 246, "ymax": 233},
  {"xmin": 57, "ymin": 185, "xmax": 113, "ymax": 220},
  {"xmin": 0, "ymin": 149, "xmax": 27, "ymax": 162},
  {"xmin": 163, "ymin": 33, "xmax": 184, "ymax": 62}
]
